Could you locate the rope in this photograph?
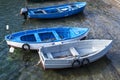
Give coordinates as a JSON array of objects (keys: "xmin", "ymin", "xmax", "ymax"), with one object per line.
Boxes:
[{"xmin": 0, "ymin": 39, "xmax": 5, "ymax": 45}]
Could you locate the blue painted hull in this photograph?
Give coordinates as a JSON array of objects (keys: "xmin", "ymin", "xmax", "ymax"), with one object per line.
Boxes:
[{"xmin": 27, "ymin": 2, "xmax": 86, "ymax": 19}]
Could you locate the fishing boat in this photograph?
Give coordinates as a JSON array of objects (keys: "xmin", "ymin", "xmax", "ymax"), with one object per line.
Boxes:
[
  {"xmin": 38, "ymin": 39, "xmax": 112, "ymax": 69},
  {"xmin": 20, "ymin": 2, "xmax": 86, "ymax": 19},
  {"xmin": 5, "ymin": 27, "xmax": 89, "ymax": 51}
]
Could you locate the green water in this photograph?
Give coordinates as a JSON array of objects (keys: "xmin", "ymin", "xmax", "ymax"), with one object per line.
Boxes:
[{"xmin": 0, "ymin": 0, "xmax": 120, "ymax": 80}]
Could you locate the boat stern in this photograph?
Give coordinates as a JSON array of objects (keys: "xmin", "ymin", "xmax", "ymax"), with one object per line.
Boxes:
[{"xmin": 20, "ymin": 8, "xmax": 28, "ymax": 15}]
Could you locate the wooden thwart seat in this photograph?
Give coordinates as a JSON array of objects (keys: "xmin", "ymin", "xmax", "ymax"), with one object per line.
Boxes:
[
  {"xmin": 36, "ymin": 9, "xmax": 47, "ymax": 14},
  {"xmin": 46, "ymin": 53, "xmax": 53, "ymax": 59},
  {"xmin": 57, "ymin": 8, "xmax": 62, "ymax": 13},
  {"xmin": 52, "ymin": 31, "xmax": 61, "ymax": 40},
  {"xmin": 69, "ymin": 47, "xmax": 79, "ymax": 56},
  {"xmin": 41, "ymin": 10, "xmax": 47, "ymax": 14},
  {"xmin": 34, "ymin": 33, "xmax": 41, "ymax": 42}
]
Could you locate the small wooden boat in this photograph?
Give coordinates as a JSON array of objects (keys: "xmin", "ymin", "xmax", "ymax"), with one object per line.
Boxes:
[
  {"xmin": 20, "ymin": 2, "xmax": 86, "ymax": 19},
  {"xmin": 5, "ymin": 27, "xmax": 89, "ymax": 51},
  {"xmin": 38, "ymin": 39, "xmax": 112, "ymax": 69}
]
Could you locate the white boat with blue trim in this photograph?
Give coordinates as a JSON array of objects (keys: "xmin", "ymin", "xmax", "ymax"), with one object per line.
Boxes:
[{"xmin": 5, "ymin": 27, "xmax": 89, "ymax": 51}]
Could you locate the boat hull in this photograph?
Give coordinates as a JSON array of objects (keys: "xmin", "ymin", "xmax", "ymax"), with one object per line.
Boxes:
[
  {"xmin": 5, "ymin": 27, "xmax": 89, "ymax": 50},
  {"xmin": 26, "ymin": 2, "xmax": 86, "ymax": 19},
  {"xmin": 38, "ymin": 40, "xmax": 112, "ymax": 69},
  {"xmin": 6, "ymin": 34, "xmax": 87, "ymax": 50}
]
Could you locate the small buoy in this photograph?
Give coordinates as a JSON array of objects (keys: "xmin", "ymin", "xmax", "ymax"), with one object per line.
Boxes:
[
  {"xmin": 6, "ymin": 25, "xmax": 9, "ymax": 30},
  {"xmin": 9, "ymin": 47, "xmax": 15, "ymax": 53}
]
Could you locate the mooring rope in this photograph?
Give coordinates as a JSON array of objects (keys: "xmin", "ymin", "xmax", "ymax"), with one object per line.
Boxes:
[{"xmin": 0, "ymin": 39, "xmax": 5, "ymax": 45}]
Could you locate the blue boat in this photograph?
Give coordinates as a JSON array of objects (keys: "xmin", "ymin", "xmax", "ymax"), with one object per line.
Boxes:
[
  {"xmin": 20, "ymin": 2, "xmax": 86, "ymax": 19},
  {"xmin": 5, "ymin": 27, "xmax": 89, "ymax": 51}
]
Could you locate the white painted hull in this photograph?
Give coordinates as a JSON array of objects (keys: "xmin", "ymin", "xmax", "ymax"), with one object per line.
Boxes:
[{"xmin": 38, "ymin": 39, "xmax": 112, "ymax": 69}]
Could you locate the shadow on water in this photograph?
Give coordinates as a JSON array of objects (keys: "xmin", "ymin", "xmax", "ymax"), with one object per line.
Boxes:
[
  {"xmin": 42, "ymin": 56, "xmax": 112, "ymax": 80},
  {"xmin": 0, "ymin": 46, "xmax": 112, "ymax": 80}
]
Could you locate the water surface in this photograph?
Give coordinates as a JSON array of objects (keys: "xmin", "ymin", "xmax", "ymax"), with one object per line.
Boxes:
[{"xmin": 0, "ymin": 0, "xmax": 120, "ymax": 80}]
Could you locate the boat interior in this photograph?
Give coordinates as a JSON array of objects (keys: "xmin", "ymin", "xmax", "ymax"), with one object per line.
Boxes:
[
  {"xmin": 40, "ymin": 41, "xmax": 99, "ymax": 60},
  {"xmin": 20, "ymin": 29, "xmax": 77, "ymax": 42},
  {"xmin": 33, "ymin": 4, "xmax": 79, "ymax": 14}
]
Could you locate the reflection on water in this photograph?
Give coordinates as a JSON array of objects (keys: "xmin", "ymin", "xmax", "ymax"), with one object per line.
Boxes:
[
  {"xmin": 6, "ymin": 52, "xmax": 111, "ymax": 80},
  {"xmin": 0, "ymin": 0, "xmax": 119, "ymax": 80}
]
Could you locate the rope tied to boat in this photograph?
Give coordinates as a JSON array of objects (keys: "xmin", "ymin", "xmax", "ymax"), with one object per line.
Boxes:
[{"xmin": 0, "ymin": 39, "xmax": 5, "ymax": 45}]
